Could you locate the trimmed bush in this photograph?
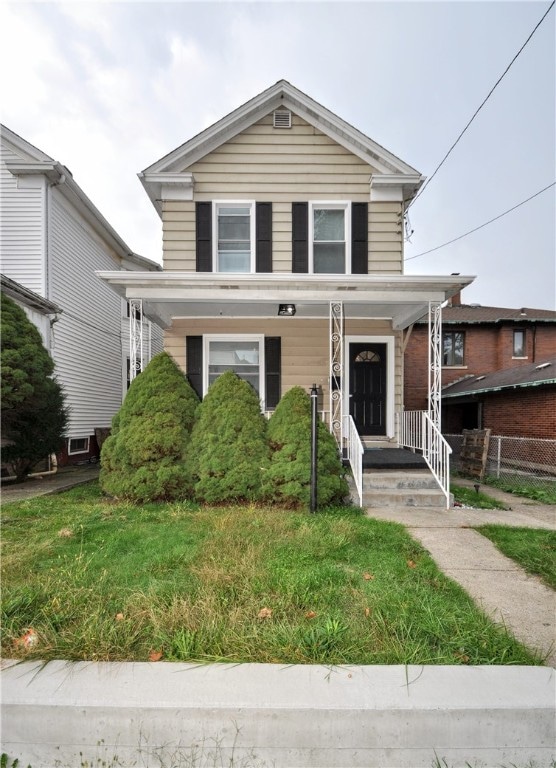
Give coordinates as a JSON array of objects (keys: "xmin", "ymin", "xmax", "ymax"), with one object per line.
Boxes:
[
  {"xmin": 189, "ymin": 371, "xmax": 269, "ymax": 503},
  {"xmin": 100, "ymin": 352, "xmax": 199, "ymax": 502},
  {"xmin": 262, "ymin": 386, "xmax": 348, "ymax": 508},
  {"xmin": 0, "ymin": 292, "xmax": 68, "ymax": 481}
]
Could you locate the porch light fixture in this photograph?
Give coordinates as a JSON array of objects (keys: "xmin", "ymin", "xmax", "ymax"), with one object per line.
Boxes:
[{"xmin": 278, "ymin": 303, "xmax": 296, "ymax": 316}]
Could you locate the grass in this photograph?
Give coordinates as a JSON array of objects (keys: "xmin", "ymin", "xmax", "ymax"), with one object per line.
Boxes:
[
  {"xmin": 1, "ymin": 482, "xmax": 540, "ymax": 665},
  {"xmin": 475, "ymin": 525, "xmax": 556, "ymax": 590},
  {"xmin": 451, "ymin": 483, "xmax": 508, "ymax": 510},
  {"xmin": 484, "ymin": 476, "xmax": 556, "ymax": 505}
]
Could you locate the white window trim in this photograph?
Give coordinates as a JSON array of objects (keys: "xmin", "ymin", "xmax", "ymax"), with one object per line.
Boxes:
[
  {"xmin": 212, "ymin": 200, "xmax": 256, "ymax": 273},
  {"xmin": 309, "ymin": 201, "xmax": 351, "ymax": 274},
  {"xmin": 344, "ymin": 335, "xmax": 395, "ymax": 438},
  {"xmin": 203, "ymin": 334, "xmax": 266, "ymax": 408},
  {"xmin": 68, "ymin": 437, "xmax": 90, "ymax": 455}
]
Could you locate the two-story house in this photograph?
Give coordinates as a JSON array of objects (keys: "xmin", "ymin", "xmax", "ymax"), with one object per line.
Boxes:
[
  {"xmin": 404, "ymin": 289, "xmax": 556, "ymax": 437},
  {"xmin": 0, "ymin": 125, "xmax": 164, "ymax": 464},
  {"xmin": 98, "ymin": 81, "xmax": 474, "ymax": 505}
]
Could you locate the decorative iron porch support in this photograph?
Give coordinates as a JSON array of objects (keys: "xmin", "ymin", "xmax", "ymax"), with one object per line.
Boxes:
[
  {"xmin": 428, "ymin": 301, "xmax": 442, "ymax": 431},
  {"xmin": 129, "ymin": 298, "xmax": 143, "ymax": 384},
  {"xmin": 329, "ymin": 301, "xmax": 344, "ymax": 450}
]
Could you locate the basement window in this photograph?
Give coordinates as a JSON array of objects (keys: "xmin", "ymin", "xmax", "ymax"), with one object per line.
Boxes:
[{"xmin": 68, "ymin": 437, "xmax": 89, "ymax": 455}]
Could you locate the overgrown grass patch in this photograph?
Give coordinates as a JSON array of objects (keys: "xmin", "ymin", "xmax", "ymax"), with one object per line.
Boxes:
[
  {"xmin": 451, "ymin": 483, "xmax": 508, "ymax": 510},
  {"xmin": 475, "ymin": 525, "xmax": 556, "ymax": 590},
  {"xmin": 1, "ymin": 483, "xmax": 539, "ymax": 665},
  {"xmin": 484, "ymin": 476, "xmax": 556, "ymax": 505}
]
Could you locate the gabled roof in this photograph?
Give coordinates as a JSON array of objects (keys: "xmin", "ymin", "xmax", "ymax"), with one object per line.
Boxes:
[
  {"xmin": 1, "ymin": 125, "xmax": 161, "ymax": 274},
  {"xmin": 442, "ymin": 359, "xmax": 556, "ymax": 399},
  {"xmin": 139, "ymin": 80, "xmax": 424, "ymax": 213}
]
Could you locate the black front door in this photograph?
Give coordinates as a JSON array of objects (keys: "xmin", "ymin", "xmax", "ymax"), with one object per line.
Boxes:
[{"xmin": 349, "ymin": 343, "xmax": 387, "ymax": 435}]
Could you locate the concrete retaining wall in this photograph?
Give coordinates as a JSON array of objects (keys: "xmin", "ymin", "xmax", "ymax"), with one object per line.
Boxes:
[{"xmin": 1, "ymin": 660, "xmax": 554, "ymax": 767}]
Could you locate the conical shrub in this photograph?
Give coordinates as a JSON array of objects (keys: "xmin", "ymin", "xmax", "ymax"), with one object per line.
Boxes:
[
  {"xmin": 100, "ymin": 352, "xmax": 199, "ymax": 502},
  {"xmin": 261, "ymin": 386, "xmax": 348, "ymax": 508},
  {"xmin": 189, "ymin": 371, "xmax": 269, "ymax": 503}
]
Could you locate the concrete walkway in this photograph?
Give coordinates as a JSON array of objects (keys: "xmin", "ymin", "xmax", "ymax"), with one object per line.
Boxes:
[
  {"xmin": 0, "ymin": 463, "xmax": 100, "ymax": 504},
  {"xmin": 366, "ymin": 488, "xmax": 556, "ymax": 667}
]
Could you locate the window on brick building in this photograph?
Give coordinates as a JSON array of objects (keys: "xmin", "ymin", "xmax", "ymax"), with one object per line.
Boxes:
[
  {"xmin": 442, "ymin": 331, "xmax": 465, "ymax": 366},
  {"xmin": 513, "ymin": 329, "xmax": 526, "ymax": 357}
]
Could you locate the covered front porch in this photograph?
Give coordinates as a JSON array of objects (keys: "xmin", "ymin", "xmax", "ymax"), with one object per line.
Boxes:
[{"xmin": 97, "ymin": 272, "xmax": 474, "ymax": 508}]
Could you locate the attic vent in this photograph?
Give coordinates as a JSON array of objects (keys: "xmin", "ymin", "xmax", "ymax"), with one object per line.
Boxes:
[
  {"xmin": 273, "ymin": 110, "xmax": 291, "ymax": 129},
  {"xmin": 536, "ymin": 362, "xmax": 551, "ymax": 370}
]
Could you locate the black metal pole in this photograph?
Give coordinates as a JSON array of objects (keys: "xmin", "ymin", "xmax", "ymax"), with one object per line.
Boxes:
[{"xmin": 310, "ymin": 383, "xmax": 318, "ymax": 513}]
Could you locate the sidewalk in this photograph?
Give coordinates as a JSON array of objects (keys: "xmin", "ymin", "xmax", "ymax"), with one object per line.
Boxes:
[
  {"xmin": 365, "ymin": 485, "xmax": 555, "ymax": 667},
  {"xmin": 0, "ymin": 463, "xmax": 100, "ymax": 504}
]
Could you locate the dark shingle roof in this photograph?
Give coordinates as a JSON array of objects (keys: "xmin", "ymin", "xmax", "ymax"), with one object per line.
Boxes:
[
  {"xmin": 440, "ymin": 305, "xmax": 556, "ymax": 324},
  {"xmin": 442, "ymin": 359, "xmax": 556, "ymax": 399}
]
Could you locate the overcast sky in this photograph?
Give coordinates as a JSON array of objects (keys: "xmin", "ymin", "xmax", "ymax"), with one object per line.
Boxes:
[{"xmin": 1, "ymin": 1, "xmax": 555, "ymax": 309}]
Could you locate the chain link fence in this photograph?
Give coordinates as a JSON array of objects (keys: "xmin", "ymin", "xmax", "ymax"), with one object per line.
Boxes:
[{"xmin": 446, "ymin": 433, "xmax": 556, "ymax": 493}]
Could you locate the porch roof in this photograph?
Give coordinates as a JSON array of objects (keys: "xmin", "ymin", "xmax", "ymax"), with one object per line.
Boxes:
[{"xmin": 96, "ymin": 271, "xmax": 475, "ymax": 330}]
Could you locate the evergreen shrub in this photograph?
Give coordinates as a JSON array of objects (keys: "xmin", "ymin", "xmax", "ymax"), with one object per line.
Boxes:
[
  {"xmin": 189, "ymin": 371, "xmax": 269, "ymax": 503},
  {"xmin": 261, "ymin": 386, "xmax": 348, "ymax": 508},
  {"xmin": 0, "ymin": 292, "xmax": 68, "ymax": 480},
  {"xmin": 100, "ymin": 352, "xmax": 199, "ymax": 502}
]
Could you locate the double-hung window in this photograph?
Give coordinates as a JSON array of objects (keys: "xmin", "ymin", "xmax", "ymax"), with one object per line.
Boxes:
[
  {"xmin": 442, "ymin": 331, "xmax": 465, "ymax": 366},
  {"xmin": 214, "ymin": 202, "xmax": 255, "ymax": 273},
  {"xmin": 310, "ymin": 202, "xmax": 350, "ymax": 274},
  {"xmin": 204, "ymin": 335, "xmax": 265, "ymax": 402}
]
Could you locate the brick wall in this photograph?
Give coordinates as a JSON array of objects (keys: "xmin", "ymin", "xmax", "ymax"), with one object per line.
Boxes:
[{"xmin": 482, "ymin": 388, "xmax": 556, "ymax": 439}]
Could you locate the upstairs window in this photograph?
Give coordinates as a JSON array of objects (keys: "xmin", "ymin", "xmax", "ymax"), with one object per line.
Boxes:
[
  {"xmin": 443, "ymin": 331, "xmax": 465, "ymax": 366},
  {"xmin": 310, "ymin": 202, "xmax": 350, "ymax": 274},
  {"xmin": 214, "ymin": 202, "xmax": 255, "ymax": 273},
  {"xmin": 513, "ymin": 329, "xmax": 526, "ymax": 357}
]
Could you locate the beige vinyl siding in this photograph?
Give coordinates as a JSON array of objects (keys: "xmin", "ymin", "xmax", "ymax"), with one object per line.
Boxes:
[
  {"xmin": 162, "ymin": 113, "xmax": 404, "ymax": 274},
  {"xmin": 164, "ymin": 318, "xmax": 402, "ymax": 415}
]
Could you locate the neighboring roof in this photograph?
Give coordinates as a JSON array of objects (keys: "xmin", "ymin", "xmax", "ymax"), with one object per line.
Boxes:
[
  {"xmin": 1, "ymin": 125, "xmax": 161, "ymax": 274},
  {"xmin": 441, "ymin": 305, "xmax": 556, "ymax": 324},
  {"xmin": 1, "ymin": 274, "xmax": 62, "ymax": 315},
  {"xmin": 139, "ymin": 80, "xmax": 425, "ymax": 214},
  {"xmin": 442, "ymin": 359, "xmax": 556, "ymax": 399}
]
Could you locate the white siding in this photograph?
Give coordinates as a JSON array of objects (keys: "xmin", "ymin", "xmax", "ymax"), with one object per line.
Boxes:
[
  {"xmin": 0, "ymin": 139, "xmax": 46, "ymax": 294},
  {"xmin": 48, "ymin": 189, "xmax": 124, "ymax": 438}
]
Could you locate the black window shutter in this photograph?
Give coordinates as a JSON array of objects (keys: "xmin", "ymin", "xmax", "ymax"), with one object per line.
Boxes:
[
  {"xmin": 256, "ymin": 202, "xmax": 272, "ymax": 273},
  {"xmin": 265, "ymin": 337, "xmax": 281, "ymax": 409},
  {"xmin": 351, "ymin": 202, "xmax": 368, "ymax": 274},
  {"xmin": 292, "ymin": 202, "xmax": 308, "ymax": 273},
  {"xmin": 186, "ymin": 336, "xmax": 203, "ymax": 399},
  {"xmin": 196, "ymin": 202, "xmax": 212, "ymax": 272}
]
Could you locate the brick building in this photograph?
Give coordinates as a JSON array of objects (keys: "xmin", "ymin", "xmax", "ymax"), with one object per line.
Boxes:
[{"xmin": 404, "ymin": 292, "xmax": 556, "ymax": 437}]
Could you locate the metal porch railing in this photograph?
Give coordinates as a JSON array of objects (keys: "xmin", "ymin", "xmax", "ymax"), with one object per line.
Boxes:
[
  {"xmin": 398, "ymin": 410, "xmax": 452, "ymax": 508},
  {"xmin": 343, "ymin": 415, "xmax": 364, "ymax": 507}
]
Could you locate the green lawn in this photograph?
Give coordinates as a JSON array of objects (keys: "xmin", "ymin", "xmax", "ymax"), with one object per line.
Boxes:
[
  {"xmin": 475, "ymin": 525, "xmax": 556, "ymax": 590},
  {"xmin": 451, "ymin": 483, "xmax": 508, "ymax": 510},
  {"xmin": 1, "ymin": 483, "xmax": 539, "ymax": 665},
  {"xmin": 484, "ymin": 476, "xmax": 556, "ymax": 505}
]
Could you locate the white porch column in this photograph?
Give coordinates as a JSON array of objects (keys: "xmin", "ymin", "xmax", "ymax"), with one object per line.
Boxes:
[
  {"xmin": 129, "ymin": 298, "xmax": 143, "ymax": 384},
  {"xmin": 428, "ymin": 301, "xmax": 442, "ymax": 431},
  {"xmin": 329, "ymin": 301, "xmax": 343, "ymax": 449}
]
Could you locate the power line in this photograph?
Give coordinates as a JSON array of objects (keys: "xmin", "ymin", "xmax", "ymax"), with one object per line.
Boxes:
[
  {"xmin": 408, "ymin": 1, "xmax": 555, "ymax": 210},
  {"xmin": 404, "ymin": 182, "xmax": 555, "ymax": 262}
]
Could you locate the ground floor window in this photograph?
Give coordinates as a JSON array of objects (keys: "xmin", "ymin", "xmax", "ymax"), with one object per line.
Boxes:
[
  {"xmin": 204, "ymin": 335, "xmax": 264, "ymax": 398},
  {"xmin": 68, "ymin": 437, "xmax": 89, "ymax": 455}
]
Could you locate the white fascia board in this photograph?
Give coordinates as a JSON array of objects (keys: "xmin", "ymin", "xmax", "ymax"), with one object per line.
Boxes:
[
  {"xmin": 140, "ymin": 80, "xmax": 422, "ymax": 178},
  {"xmin": 370, "ymin": 174, "xmax": 426, "ymax": 203},
  {"xmin": 1, "ymin": 125, "xmax": 54, "ymax": 162},
  {"xmin": 138, "ymin": 172, "xmax": 194, "ymax": 218},
  {"xmin": 96, "ymin": 271, "xmax": 474, "ymax": 303}
]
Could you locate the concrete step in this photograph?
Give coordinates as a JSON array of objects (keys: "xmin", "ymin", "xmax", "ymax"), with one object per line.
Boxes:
[
  {"xmin": 362, "ymin": 469, "xmax": 438, "ymax": 491},
  {"xmin": 362, "ymin": 488, "xmax": 447, "ymax": 508}
]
